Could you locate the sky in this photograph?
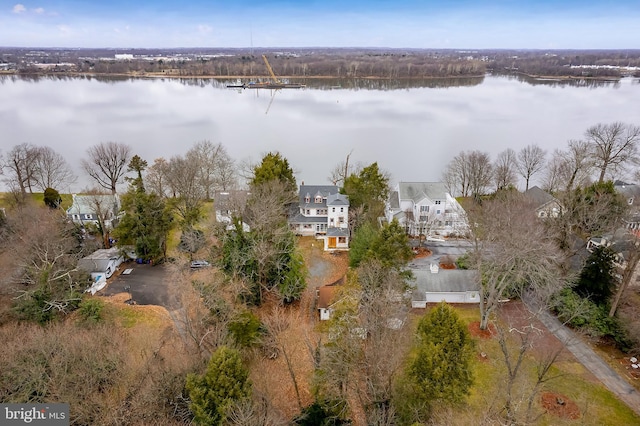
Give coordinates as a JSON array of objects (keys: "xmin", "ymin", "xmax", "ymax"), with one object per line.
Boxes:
[{"xmin": 1, "ymin": 0, "xmax": 639, "ymax": 49}]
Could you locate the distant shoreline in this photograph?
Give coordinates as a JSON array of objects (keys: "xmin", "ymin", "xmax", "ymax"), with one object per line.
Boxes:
[{"xmin": 2, "ymin": 70, "xmax": 627, "ymax": 82}]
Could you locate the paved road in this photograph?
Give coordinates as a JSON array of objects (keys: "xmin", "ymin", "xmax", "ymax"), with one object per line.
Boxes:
[{"xmin": 525, "ymin": 298, "xmax": 640, "ymax": 417}]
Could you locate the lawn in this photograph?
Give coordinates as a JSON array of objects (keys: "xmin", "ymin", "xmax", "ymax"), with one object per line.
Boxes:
[{"xmin": 442, "ymin": 304, "xmax": 640, "ymax": 425}]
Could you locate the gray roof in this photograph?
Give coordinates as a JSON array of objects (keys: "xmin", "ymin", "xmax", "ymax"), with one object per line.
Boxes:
[
  {"xmin": 290, "ymin": 213, "xmax": 327, "ymax": 224},
  {"xmin": 389, "ymin": 191, "xmax": 400, "ymax": 209},
  {"xmin": 398, "ymin": 182, "xmax": 447, "ymax": 203},
  {"xmin": 298, "ymin": 185, "xmax": 340, "ymax": 207},
  {"xmin": 615, "ymin": 181, "xmax": 640, "ymax": 200},
  {"xmin": 327, "ymin": 227, "xmax": 350, "ymax": 237},
  {"xmin": 524, "ymin": 186, "xmax": 555, "ymax": 209},
  {"xmin": 77, "ymin": 248, "xmax": 123, "ymax": 273},
  {"xmin": 410, "ymin": 269, "xmax": 479, "ymax": 293},
  {"xmin": 326, "ymin": 192, "xmax": 349, "ymax": 206},
  {"xmin": 66, "ymin": 194, "xmax": 119, "ymax": 216}
]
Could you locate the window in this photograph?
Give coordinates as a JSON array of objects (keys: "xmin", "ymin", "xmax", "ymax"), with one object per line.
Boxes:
[
  {"xmin": 306, "ymin": 209, "xmax": 310, "ymax": 215},
  {"xmin": 315, "ymin": 196, "xmax": 323, "ymax": 203},
  {"xmin": 84, "ymin": 214, "xmax": 92, "ymax": 219},
  {"xmin": 339, "ymin": 216, "xmax": 345, "ymax": 223},
  {"xmin": 629, "ymin": 197, "xmax": 634, "ymax": 205},
  {"xmin": 435, "ymin": 200, "xmax": 442, "ymax": 205},
  {"xmin": 330, "ymin": 218, "xmax": 335, "ymax": 224},
  {"xmin": 419, "ymin": 205, "xmax": 429, "ymax": 212},
  {"xmin": 419, "ymin": 215, "xmax": 428, "ymax": 222},
  {"xmin": 340, "ymin": 207, "xmax": 344, "ymax": 212},
  {"xmin": 338, "ymin": 237, "xmax": 347, "ymax": 244},
  {"xmin": 436, "ymin": 210, "xmax": 441, "ymax": 215},
  {"xmin": 305, "ymin": 195, "xmax": 310, "ymax": 203},
  {"xmin": 539, "ymin": 211, "xmax": 546, "ymax": 218},
  {"xmin": 332, "ymin": 207, "xmax": 335, "ymax": 212},
  {"xmin": 72, "ymin": 214, "xmax": 80, "ymax": 220}
]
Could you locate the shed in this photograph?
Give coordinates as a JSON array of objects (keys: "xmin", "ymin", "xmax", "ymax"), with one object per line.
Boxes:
[
  {"xmin": 410, "ymin": 267, "xmax": 479, "ymax": 307},
  {"xmin": 317, "ymin": 285, "xmax": 339, "ymax": 321}
]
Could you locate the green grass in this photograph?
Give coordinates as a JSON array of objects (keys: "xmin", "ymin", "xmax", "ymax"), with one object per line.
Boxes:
[{"xmin": 436, "ymin": 305, "xmax": 640, "ymax": 425}]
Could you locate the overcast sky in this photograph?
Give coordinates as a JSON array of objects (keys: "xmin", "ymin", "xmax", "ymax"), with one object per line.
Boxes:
[{"xmin": 1, "ymin": 1, "xmax": 639, "ymax": 49}]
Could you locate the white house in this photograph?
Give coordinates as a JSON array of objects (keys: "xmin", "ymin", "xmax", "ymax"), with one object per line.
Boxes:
[
  {"xmin": 410, "ymin": 267, "xmax": 479, "ymax": 307},
  {"xmin": 66, "ymin": 194, "xmax": 120, "ymax": 229},
  {"xmin": 77, "ymin": 247, "xmax": 124, "ymax": 280},
  {"xmin": 289, "ymin": 185, "xmax": 350, "ymax": 251},
  {"xmin": 386, "ymin": 182, "xmax": 468, "ymax": 237}
]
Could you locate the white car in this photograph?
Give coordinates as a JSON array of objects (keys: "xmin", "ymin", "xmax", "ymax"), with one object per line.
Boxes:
[{"xmin": 190, "ymin": 260, "xmax": 210, "ymax": 269}]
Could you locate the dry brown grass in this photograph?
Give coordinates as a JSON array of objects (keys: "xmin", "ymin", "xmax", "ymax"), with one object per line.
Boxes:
[{"xmin": 248, "ymin": 236, "xmax": 349, "ymax": 419}]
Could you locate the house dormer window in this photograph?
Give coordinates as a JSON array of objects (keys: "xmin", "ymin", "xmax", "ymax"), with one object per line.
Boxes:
[
  {"xmin": 629, "ymin": 197, "xmax": 634, "ymax": 205},
  {"xmin": 315, "ymin": 195, "xmax": 323, "ymax": 203},
  {"xmin": 305, "ymin": 194, "xmax": 310, "ymax": 203}
]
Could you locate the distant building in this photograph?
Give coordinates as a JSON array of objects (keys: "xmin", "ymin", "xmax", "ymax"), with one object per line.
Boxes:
[{"xmin": 410, "ymin": 267, "xmax": 479, "ymax": 307}]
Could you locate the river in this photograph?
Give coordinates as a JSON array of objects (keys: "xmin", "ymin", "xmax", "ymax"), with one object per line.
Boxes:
[{"xmin": 1, "ymin": 74, "xmax": 639, "ymax": 191}]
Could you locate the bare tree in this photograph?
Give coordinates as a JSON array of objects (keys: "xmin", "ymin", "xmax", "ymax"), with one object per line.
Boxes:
[
  {"xmin": 80, "ymin": 189, "xmax": 120, "ymax": 248},
  {"xmin": 443, "ymin": 150, "xmax": 492, "ymax": 197},
  {"xmin": 329, "ymin": 150, "xmax": 354, "ymax": 186},
  {"xmin": 1, "ymin": 143, "xmax": 41, "ymax": 198},
  {"xmin": 493, "ymin": 148, "xmax": 518, "ymax": 191},
  {"xmin": 82, "ymin": 141, "xmax": 132, "ymax": 194},
  {"xmin": 33, "ymin": 146, "xmax": 76, "ymax": 191},
  {"xmin": 516, "ymin": 144, "xmax": 546, "ymax": 191},
  {"xmin": 561, "ymin": 139, "xmax": 593, "ymax": 191},
  {"xmin": 188, "ymin": 140, "xmax": 235, "ymax": 199},
  {"xmin": 465, "ymin": 192, "xmax": 564, "ymax": 329},
  {"xmin": 145, "ymin": 157, "xmax": 171, "ymax": 197},
  {"xmin": 165, "ymin": 154, "xmax": 207, "ymax": 228},
  {"xmin": 585, "ymin": 122, "xmax": 640, "ymax": 183},
  {"xmin": 541, "ymin": 150, "xmax": 565, "ymax": 193}
]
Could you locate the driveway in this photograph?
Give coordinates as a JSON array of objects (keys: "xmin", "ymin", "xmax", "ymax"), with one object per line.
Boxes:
[
  {"xmin": 102, "ymin": 262, "xmax": 178, "ymax": 310},
  {"xmin": 409, "ymin": 239, "xmax": 472, "ymax": 268},
  {"xmin": 524, "ymin": 295, "xmax": 640, "ymax": 417}
]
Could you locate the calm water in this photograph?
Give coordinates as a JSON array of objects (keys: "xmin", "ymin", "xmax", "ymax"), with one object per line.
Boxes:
[{"xmin": 1, "ymin": 74, "xmax": 639, "ymax": 191}]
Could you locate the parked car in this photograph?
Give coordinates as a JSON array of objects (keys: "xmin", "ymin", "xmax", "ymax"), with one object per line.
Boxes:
[{"xmin": 190, "ymin": 260, "xmax": 210, "ymax": 269}]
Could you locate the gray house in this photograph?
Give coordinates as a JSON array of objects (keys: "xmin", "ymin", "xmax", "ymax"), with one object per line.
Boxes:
[{"xmin": 410, "ymin": 267, "xmax": 479, "ymax": 307}]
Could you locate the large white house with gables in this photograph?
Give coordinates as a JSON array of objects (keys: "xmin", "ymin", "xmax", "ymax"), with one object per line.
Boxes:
[
  {"xmin": 386, "ymin": 182, "xmax": 469, "ymax": 237},
  {"xmin": 289, "ymin": 185, "xmax": 350, "ymax": 251}
]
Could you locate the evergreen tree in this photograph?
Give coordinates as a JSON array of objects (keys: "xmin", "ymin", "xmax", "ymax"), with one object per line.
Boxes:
[
  {"xmin": 113, "ymin": 188, "xmax": 173, "ymax": 262},
  {"xmin": 398, "ymin": 303, "xmax": 474, "ymax": 422},
  {"xmin": 574, "ymin": 245, "xmax": 617, "ymax": 305},
  {"xmin": 251, "ymin": 151, "xmax": 297, "ymax": 194},
  {"xmin": 342, "ymin": 162, "xmax": 389, "ymax": 226},
  {"xmin": 43, "ymin": 187, "xmax": 62, "ymax": 209},
  {"xmin": 186, "ymin": 346, "xmax": 251, "ymax": 425}
]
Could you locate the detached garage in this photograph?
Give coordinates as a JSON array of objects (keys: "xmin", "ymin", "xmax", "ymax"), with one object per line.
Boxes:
[{"xmin": 410, "ymin": 267, "xmax": 479, "ymax": 308}]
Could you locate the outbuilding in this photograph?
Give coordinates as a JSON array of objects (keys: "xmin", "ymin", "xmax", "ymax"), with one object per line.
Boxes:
[
  {"xmin": 77, "ymin": 248, "xmax": 124, "ymax": 280},
  {"xmin": 410, "ymin": 266, "xmax": 479, "ymax": 307}
]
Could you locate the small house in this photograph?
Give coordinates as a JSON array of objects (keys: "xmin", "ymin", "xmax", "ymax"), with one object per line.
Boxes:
[
  {"xmin": 317, "ymin": 285, "xmax": 339, "ymax": 321},
  {"xmin": 410, "ymin": 267, "xmax": 479, "ymax": 307},
  {"xmin": 77, "ymin": 248, "xmax": 124, "ymax": 280}
]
